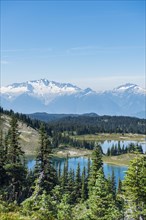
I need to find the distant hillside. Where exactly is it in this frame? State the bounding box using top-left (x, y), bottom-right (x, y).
top-left (0, 114), bottom-right (39, 155)
top-left (1, 107), bottom-right (146, 135)
top-left (28, 112), bottom-right (99, 122)
top-left (28, 112), bottom-right (78, 122)
top-left (49, 114), bottom-right (146, 135)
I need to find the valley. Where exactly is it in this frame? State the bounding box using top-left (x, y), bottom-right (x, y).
top-left (1, 109), bottom-right (145, 166)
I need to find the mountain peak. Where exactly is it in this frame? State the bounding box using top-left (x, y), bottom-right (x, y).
top-left (0, 79), bottom-right (145, 116)
top-left (115, 83), bottom-right (138, 90)
top-left (113, 83), bottom-right (145, 95)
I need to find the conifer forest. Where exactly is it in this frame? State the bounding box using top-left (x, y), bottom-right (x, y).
top-left (0, 111), bottom-right (146, 220)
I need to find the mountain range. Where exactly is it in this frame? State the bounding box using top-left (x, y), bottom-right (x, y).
top-left (0, 79), bottom-right (145, 118)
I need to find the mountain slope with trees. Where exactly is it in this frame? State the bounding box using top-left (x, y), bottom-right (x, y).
top-left (0, 115), bottom-right (145, 219)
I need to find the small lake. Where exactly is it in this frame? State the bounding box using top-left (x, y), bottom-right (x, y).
top-left (27, 156), bottom-right (128, 186)
top-left (100, 140), bottom-right (146, 154)
top-left (27, 140), bottom-right (146, 186)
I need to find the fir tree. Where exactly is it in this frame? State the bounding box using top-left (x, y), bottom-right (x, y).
top-left (34, 123), bottom-right (57, 194)
top-left (117, 178), bottom-right (122, 194)
top-left (60, 156), bottom-right (68, 192)
top-left (4, 116), bottom-right (27, 203)
top-left (74, 163), bottom-right (81, 202)
top-left (88, 168), bottom-right (121, 220)
top-left (67, 168), bottom-right (75, 204)
top-left (88, 145), bottom-right (103, 194)
top-left (111, 170), bottom-right (116, 200)
top-left (81, 166), bottom-right (87, 201)
top-left (123, 154), bottom-right (146, 220)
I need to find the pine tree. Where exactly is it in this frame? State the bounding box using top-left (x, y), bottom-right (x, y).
top-left (34, 123), bottom-right (57, 194)
top-left (66, 168), bottom-right (75, 204)
top-left (87, 156), bottom-right (91, 179)
top-left (81, 166), bottom-right (87, 201)
top-left (117, 178), bottom-right (122, 194)
top-left (118, 141), bottom-right (121, 155)
top-left (57, 194), bottom-right (72, 220)
top-left (107, 171), bottom-right (116, 205)
top-left (60, 156), bottom-right (68, 192)
top-left (7, 116), bottom-right (24, 164)
top-left (107, 147), bottom-right (111, 156)
top-left (111, 170), bottom-right (116, 200)
top-left (4, 116), bottom-right (27, 203)
top-left (123, 154), bottom-right (146, 219)
top-left (74, 163), bottom-right (81, 202)
top-left (88, 168), bottom-right (121, 220)
top-left (88, 145), bottom-right (103, 194)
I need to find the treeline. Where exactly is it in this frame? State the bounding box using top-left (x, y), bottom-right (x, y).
top-left (106, 142), bottom-right (143, 156)
top-left (49, 115), bottom-right (146, 135)
top-left (0, 115), bottom-right (146, 219)
top-left (1, 107), bottom-right (146, 135)
top-left (52, 131), bottom-right (96, 150)
top-left (0, 106), bottom-right (42, 130)
top-left (0, 107), bottom-right (99, 151)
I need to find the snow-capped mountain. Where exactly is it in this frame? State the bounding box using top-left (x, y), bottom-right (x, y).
top-left (112, 83), bottom-right (145, 95)
top-left (0, 79), bottom-right (145, 118)
top-left (1, 79), bottom-right (82, 105)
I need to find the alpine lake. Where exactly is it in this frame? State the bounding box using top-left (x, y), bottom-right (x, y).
top-left (26, 140), bottom-right (146, 186)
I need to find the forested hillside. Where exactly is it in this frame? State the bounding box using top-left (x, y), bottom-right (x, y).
top-left (0, 114), bottom-right (146, 219)
top-left (1, 107), bottom-right (145, 135)
top-left (49, 114), bottom-right (146, 135)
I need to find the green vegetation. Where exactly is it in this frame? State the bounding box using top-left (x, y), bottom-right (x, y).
top-left (73, 133), bottom-right (145, 142)
top-left (48, 114), bottom-right (146, 135)
top-left (103, 153), bottom-right (138, 166)
top-left (0, 114), bottom-right (146, 220)
top-left (106, 142), bottom-right (143, 156)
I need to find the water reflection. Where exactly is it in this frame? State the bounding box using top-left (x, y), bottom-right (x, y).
top-left (27, 156), bottom-right (128, 186)
top-left (100, 140), bottom-right (146, 153)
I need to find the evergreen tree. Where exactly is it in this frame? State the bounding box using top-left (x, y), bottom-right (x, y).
top-left (34, 123), bottom-right (57, 194)
top-left (111, 170), bottom-right (116, 200)
top-left (4, 116), bottom-right (27, 203)
top-left (88, 145), bottom-right (103, 194)
top-left (117, 178), bottom-right (122, 194)
top-left (118, 141), bottom-right (121, 155)
top-left (107, 147), bottom-right (111, 156)
top-left (60, 156), bottom-right (69, 192)
top-left (57, 194), bottom-right (72, 220)
top-left (87, 157), bottom-right (91, 179)
top-left (88, 168), bottom-right (121, 220)
top-left (123, 154), bottom-right (146, 219)
top-left (74, 163), bottom-right (81, 202)
top-left (81, 166), bottom-right (87, 201)
top-left (66, 168), bottom-right (75, 204)
top-left (6, 116), bottom-right (24, 164)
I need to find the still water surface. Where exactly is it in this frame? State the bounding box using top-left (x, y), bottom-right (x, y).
top-left (27, 140), bottom-right (146, 185)
top-left (27, 156), bottom-right (128, 186)
top-left (100, 140), bottom-right (146, 153)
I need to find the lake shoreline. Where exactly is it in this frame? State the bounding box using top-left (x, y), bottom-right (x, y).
top-left (26, 147), bottom-right (139, 166)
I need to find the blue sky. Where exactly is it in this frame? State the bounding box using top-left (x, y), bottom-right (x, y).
top-left (1, 0), bottom-right (145, 90)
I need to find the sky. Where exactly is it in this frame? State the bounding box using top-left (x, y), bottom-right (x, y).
top-left (1, 0), bottom-right (145, 91)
